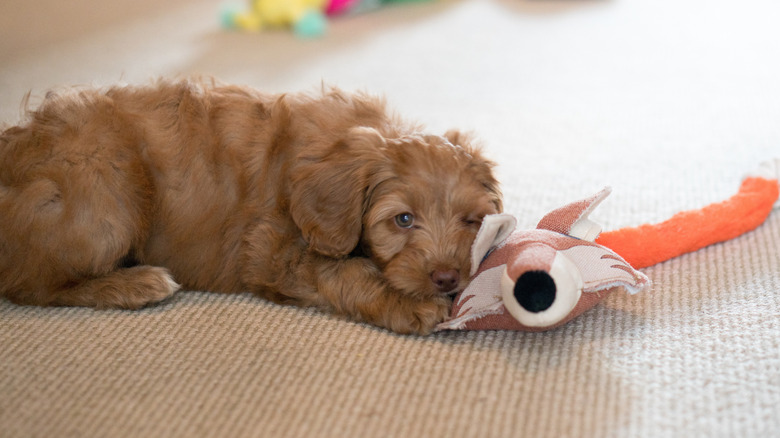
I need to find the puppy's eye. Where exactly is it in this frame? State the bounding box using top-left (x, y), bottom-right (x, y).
top-left (395, 213), bottom-right (415, 229)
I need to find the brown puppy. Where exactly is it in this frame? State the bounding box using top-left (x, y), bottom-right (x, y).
top-left (0, 79), bottom-right (502, 334)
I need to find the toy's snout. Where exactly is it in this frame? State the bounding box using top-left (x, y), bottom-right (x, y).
top-left (501, 247), bottom-right (584, 328)
top-left (513, 271), bottom-right (556, 313)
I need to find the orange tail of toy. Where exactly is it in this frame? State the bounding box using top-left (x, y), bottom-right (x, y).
top-left (597, 162), bottom-right (780, 270)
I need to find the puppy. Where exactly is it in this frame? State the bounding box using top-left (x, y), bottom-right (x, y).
top-left (0, 79), bottom-right (502, 334)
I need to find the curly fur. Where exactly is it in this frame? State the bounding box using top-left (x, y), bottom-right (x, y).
top-left (0, 79), bottom-right (502, 334)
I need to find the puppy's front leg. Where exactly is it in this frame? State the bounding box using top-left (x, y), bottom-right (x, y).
top-left (241, 224), bottom-right (449, 334)
top-left (307, 256), bottom-right (451, 335)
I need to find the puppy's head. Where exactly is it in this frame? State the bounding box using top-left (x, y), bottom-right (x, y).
top-left (290, 127), bottom-right (502, 299)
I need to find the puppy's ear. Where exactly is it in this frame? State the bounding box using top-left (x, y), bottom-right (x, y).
top-left (473, 159), bottom-right (503, 213)
top-left (445, 129), bottom-right (504, 213)
top-left (290, 127), bottom-right (388, 258)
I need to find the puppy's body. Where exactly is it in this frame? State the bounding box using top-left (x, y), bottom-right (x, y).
top-left (0, 79), bottom-right (501, 334)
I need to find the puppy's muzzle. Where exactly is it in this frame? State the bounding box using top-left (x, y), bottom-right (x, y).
top-left (431, 269), bottom-right (460, 293)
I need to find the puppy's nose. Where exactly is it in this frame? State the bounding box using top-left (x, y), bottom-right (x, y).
top-left (431, 269), bottom-right (460, 292)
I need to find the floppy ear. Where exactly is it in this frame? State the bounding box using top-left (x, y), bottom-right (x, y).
top-left (536, 187), bottom-right (611, 241)
top-left (289, 127), bottom-right (388, 258)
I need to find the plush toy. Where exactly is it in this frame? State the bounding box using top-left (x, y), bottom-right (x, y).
top-left (221, 0), bottom-right (430, 38)
top-left (221, 0), bottom-right (329, 38)
top-left (436, 159), bottom-right (780, 332)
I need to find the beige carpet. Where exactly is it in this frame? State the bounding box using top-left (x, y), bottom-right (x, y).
top-left (2, 0), bottom-right (779, 437)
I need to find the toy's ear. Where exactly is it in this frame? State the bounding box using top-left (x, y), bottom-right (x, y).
top-left (537, 187), bottom-right (611, 241)
top-left (470, 214), bottom-right (517, 277)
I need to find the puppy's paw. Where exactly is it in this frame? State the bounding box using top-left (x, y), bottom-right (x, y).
top-left (128, 266), bottom-right (181, 307)
top-left (29, 265), bottom-right (181, 310)
top-left (385, 295), bottom-right (451, 336)
top-left (91, 266), bottom-right (181, 310)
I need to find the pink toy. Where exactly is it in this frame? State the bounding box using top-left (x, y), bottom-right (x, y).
top-left (325, 0), bottom-right (359, 15)
top-left (221, 0), bottom-right (421, 37)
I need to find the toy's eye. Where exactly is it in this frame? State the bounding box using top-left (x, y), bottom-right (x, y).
top-left (395, 213), bottom-right (415, 229)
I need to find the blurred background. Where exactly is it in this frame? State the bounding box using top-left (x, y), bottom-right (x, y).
top-left (3, 1), bottom-right (779, 218)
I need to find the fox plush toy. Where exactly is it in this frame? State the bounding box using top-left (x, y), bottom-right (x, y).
top-left (437, 159), bottom-right (780, 332)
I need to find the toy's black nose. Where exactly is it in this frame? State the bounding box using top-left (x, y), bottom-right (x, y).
top-left (514, 271), bottom-right (556, 313)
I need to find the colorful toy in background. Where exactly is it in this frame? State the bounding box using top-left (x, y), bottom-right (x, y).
top-left (220, 0), bottom-right (425, 38)
top-left (221, 0), bottom-right (328, 38)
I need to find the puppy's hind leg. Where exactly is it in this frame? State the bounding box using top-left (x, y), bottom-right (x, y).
top-left (0, 177), bottom-right (180, 309)
top-left (0, 160), bottom-right (178, 310)
top-left (42, 266), bottom-right (180, 310)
